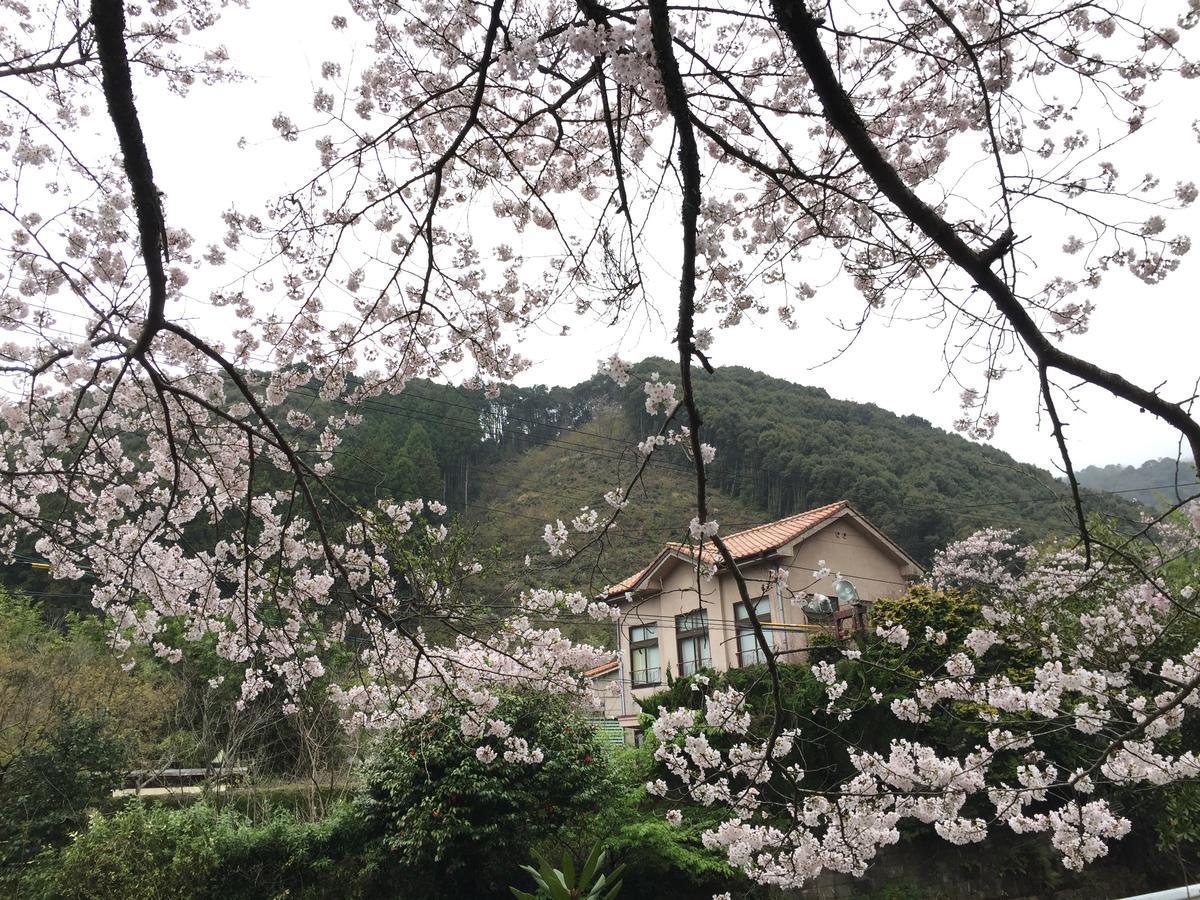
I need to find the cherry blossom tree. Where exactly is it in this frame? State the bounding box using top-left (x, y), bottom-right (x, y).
top-left (648, 520), bottom-right (1200, 887)
top-left (2, 0), bottom-right (1200, 889)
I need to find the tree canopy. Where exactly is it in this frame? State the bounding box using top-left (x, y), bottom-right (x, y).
top-left (1, 0), bottom-right (1199, 890)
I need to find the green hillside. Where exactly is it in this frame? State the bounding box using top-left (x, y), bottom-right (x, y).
top-left (440, 359), bottom-right (1141, 592)
top-left (1075, 457), bottom-right (1198, 510)
top-left (462, 408), bottom-right (769, 597)
top-left (4, 359), bottom-right (1142, 609)
top-left (551, 359), bottom-right (1136, 562)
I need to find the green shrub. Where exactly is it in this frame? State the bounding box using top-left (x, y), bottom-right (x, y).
top-left (353, 693), bottom-right (616, 899)
top-left (0, 708), bottom-right (125, 870)
top-left (19, 801), bottom-right (367, 900)
top-left (586, 746), bottom-right (748, 900)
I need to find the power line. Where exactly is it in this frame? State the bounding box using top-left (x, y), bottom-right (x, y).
top-left (8, 470), bottom-right (1195, 580)
top-left (293, 385), bottom-right (1196, 524)
top-left (0, 584), bottom-right (873, 634)
top-left (8, 315), bottom-right (1189, 522)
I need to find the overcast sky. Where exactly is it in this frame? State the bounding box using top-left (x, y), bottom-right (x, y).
top-left (135, 0), bottom-right (1200, 474)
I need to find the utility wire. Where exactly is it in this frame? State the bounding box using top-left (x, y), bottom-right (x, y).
top-left (9, 313), bottom-right (1190, 520)
top-left (288, 385), bottom-right (1194, 525)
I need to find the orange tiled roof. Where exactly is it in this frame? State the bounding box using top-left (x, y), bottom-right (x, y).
top-left (605, 562), bottom-right (656, 598)
top-left (583, 659), bottom-right (618, 678)
top-left (605, 500), bottom-right (850, 598)
top-left (716, 500), bottom-right (849, 559)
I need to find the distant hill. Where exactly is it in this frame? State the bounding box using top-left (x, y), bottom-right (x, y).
top-left (3, 358), bottom-right (1145, 610)
top-left (1075, 457), bottom-right (1198, 510)
top-left (463, 408), bottom-right (770, 597)
top-left (457, 359), bottom-right (1142, 589)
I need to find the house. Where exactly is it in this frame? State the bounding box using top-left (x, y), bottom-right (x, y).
top-left (583, 659), bottom-right (622, 720)
top-left (582, 659), bottom-right (628, 748)
top-left (602, 500), bottom-right (922, 740)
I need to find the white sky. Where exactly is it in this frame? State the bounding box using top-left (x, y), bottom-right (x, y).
top-left (132, 0), bottom-right (1200, 473)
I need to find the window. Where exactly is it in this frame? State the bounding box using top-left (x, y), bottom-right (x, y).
top-left (735, 598), bottom-right (773, 666)
top-left (629, 623), bottom-right (660, 687)
top-left (675, 609), bottom-right (711, 676)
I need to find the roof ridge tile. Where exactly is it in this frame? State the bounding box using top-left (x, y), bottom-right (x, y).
top-left (604, 501), bottom-right (851, 598)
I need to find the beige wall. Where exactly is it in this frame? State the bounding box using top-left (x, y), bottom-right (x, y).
top-left (587, 669), bottom-right (624, 719)
top-left (613, 513), bottom-right (915, 729)
top-left (788, 517), bottom-right (913, 605)
top-left (615, 556), bottom-right (719, 726)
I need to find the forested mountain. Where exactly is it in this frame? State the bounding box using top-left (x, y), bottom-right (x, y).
top-left (463, 409), bottom-right (769, 597)
top-left (314, 358), bottom-right (1138, 580)
top-left (461, 359), bottom-right (1139, 582)
top-left (4, 358), bottom-right (1140, 606)
top-left (1075, 457), bottom-right (1198, 510)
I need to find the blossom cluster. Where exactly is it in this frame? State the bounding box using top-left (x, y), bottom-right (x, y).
top-left (643, 524), bottom-right (1200, 889)
top-left (3, 0), bottom-right (1200, 892)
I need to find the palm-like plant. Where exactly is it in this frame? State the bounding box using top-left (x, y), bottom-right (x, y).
top-left (510, 842), bottom-right (624, 900)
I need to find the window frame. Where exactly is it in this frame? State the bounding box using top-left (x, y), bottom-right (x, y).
top-left (675, 608), bottom-right (712, 677)
top-left (628, 623), bottom-right (660, 688)
top-left (735, 597), bottom-right (774, 667)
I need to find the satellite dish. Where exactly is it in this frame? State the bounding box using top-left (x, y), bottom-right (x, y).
top-left (801, 592), bottom-right (836, 619)
top-left (832, 577), bottom-right (860, 604)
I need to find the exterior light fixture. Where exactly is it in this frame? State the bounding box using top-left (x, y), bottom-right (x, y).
top-left (801, 591), bottom-right (837, 619)
top-left (832, 577), bottom-right (860, 605)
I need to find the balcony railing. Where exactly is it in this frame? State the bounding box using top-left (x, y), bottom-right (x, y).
top-left (631, 667), bottom-right (660, 687)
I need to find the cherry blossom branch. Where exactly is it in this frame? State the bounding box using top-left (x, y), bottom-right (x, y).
top-left (1038, 364), bottom-right (1090, 565)
top-left (91, 0), bottom-right (167, 355)
top-left (0, 15), bottom-right (93, 79)
top-left (649, 0), bottom-right (787, 768)
top-left (771, 0), bottom-right (1200, 466)
top-left (576, 0), bottom-right (637, 232)
top-left (920, 0), bottom-right (1013, 228)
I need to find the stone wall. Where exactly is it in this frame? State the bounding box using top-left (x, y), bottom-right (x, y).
top-left (773, 832), bottom-right (1176, 900)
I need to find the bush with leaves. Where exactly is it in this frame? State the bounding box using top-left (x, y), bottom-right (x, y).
top-left (0, 588), bottom-right (175, 872)
top-left (353, 692), bottom-right (616, 899)
top-left (595, 745), bottom-right (747, 900)
top-left (637, 561), bottom-right (1200, 895)
top-left (0, 709), bottom-right (126, 872)
top-left (18, 800), bottom-right (368, 900)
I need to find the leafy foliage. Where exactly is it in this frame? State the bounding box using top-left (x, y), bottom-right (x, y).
top-left (353, 693), bottom-right (616, 898)
top-left (18, 801), bottom-right (367, 900)
top-left (0, 588), bottom-right (176, 869)
top-left (593, 745), bottom-right (745, 900)
top-left (0, 709), bottom-right (126, 871)
top-left (510, 842), bottom-right (624, 900)
top-left (636, 558), bottom-right (1200, 894)
top-left (387, 423), bottom-right (444, 504)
